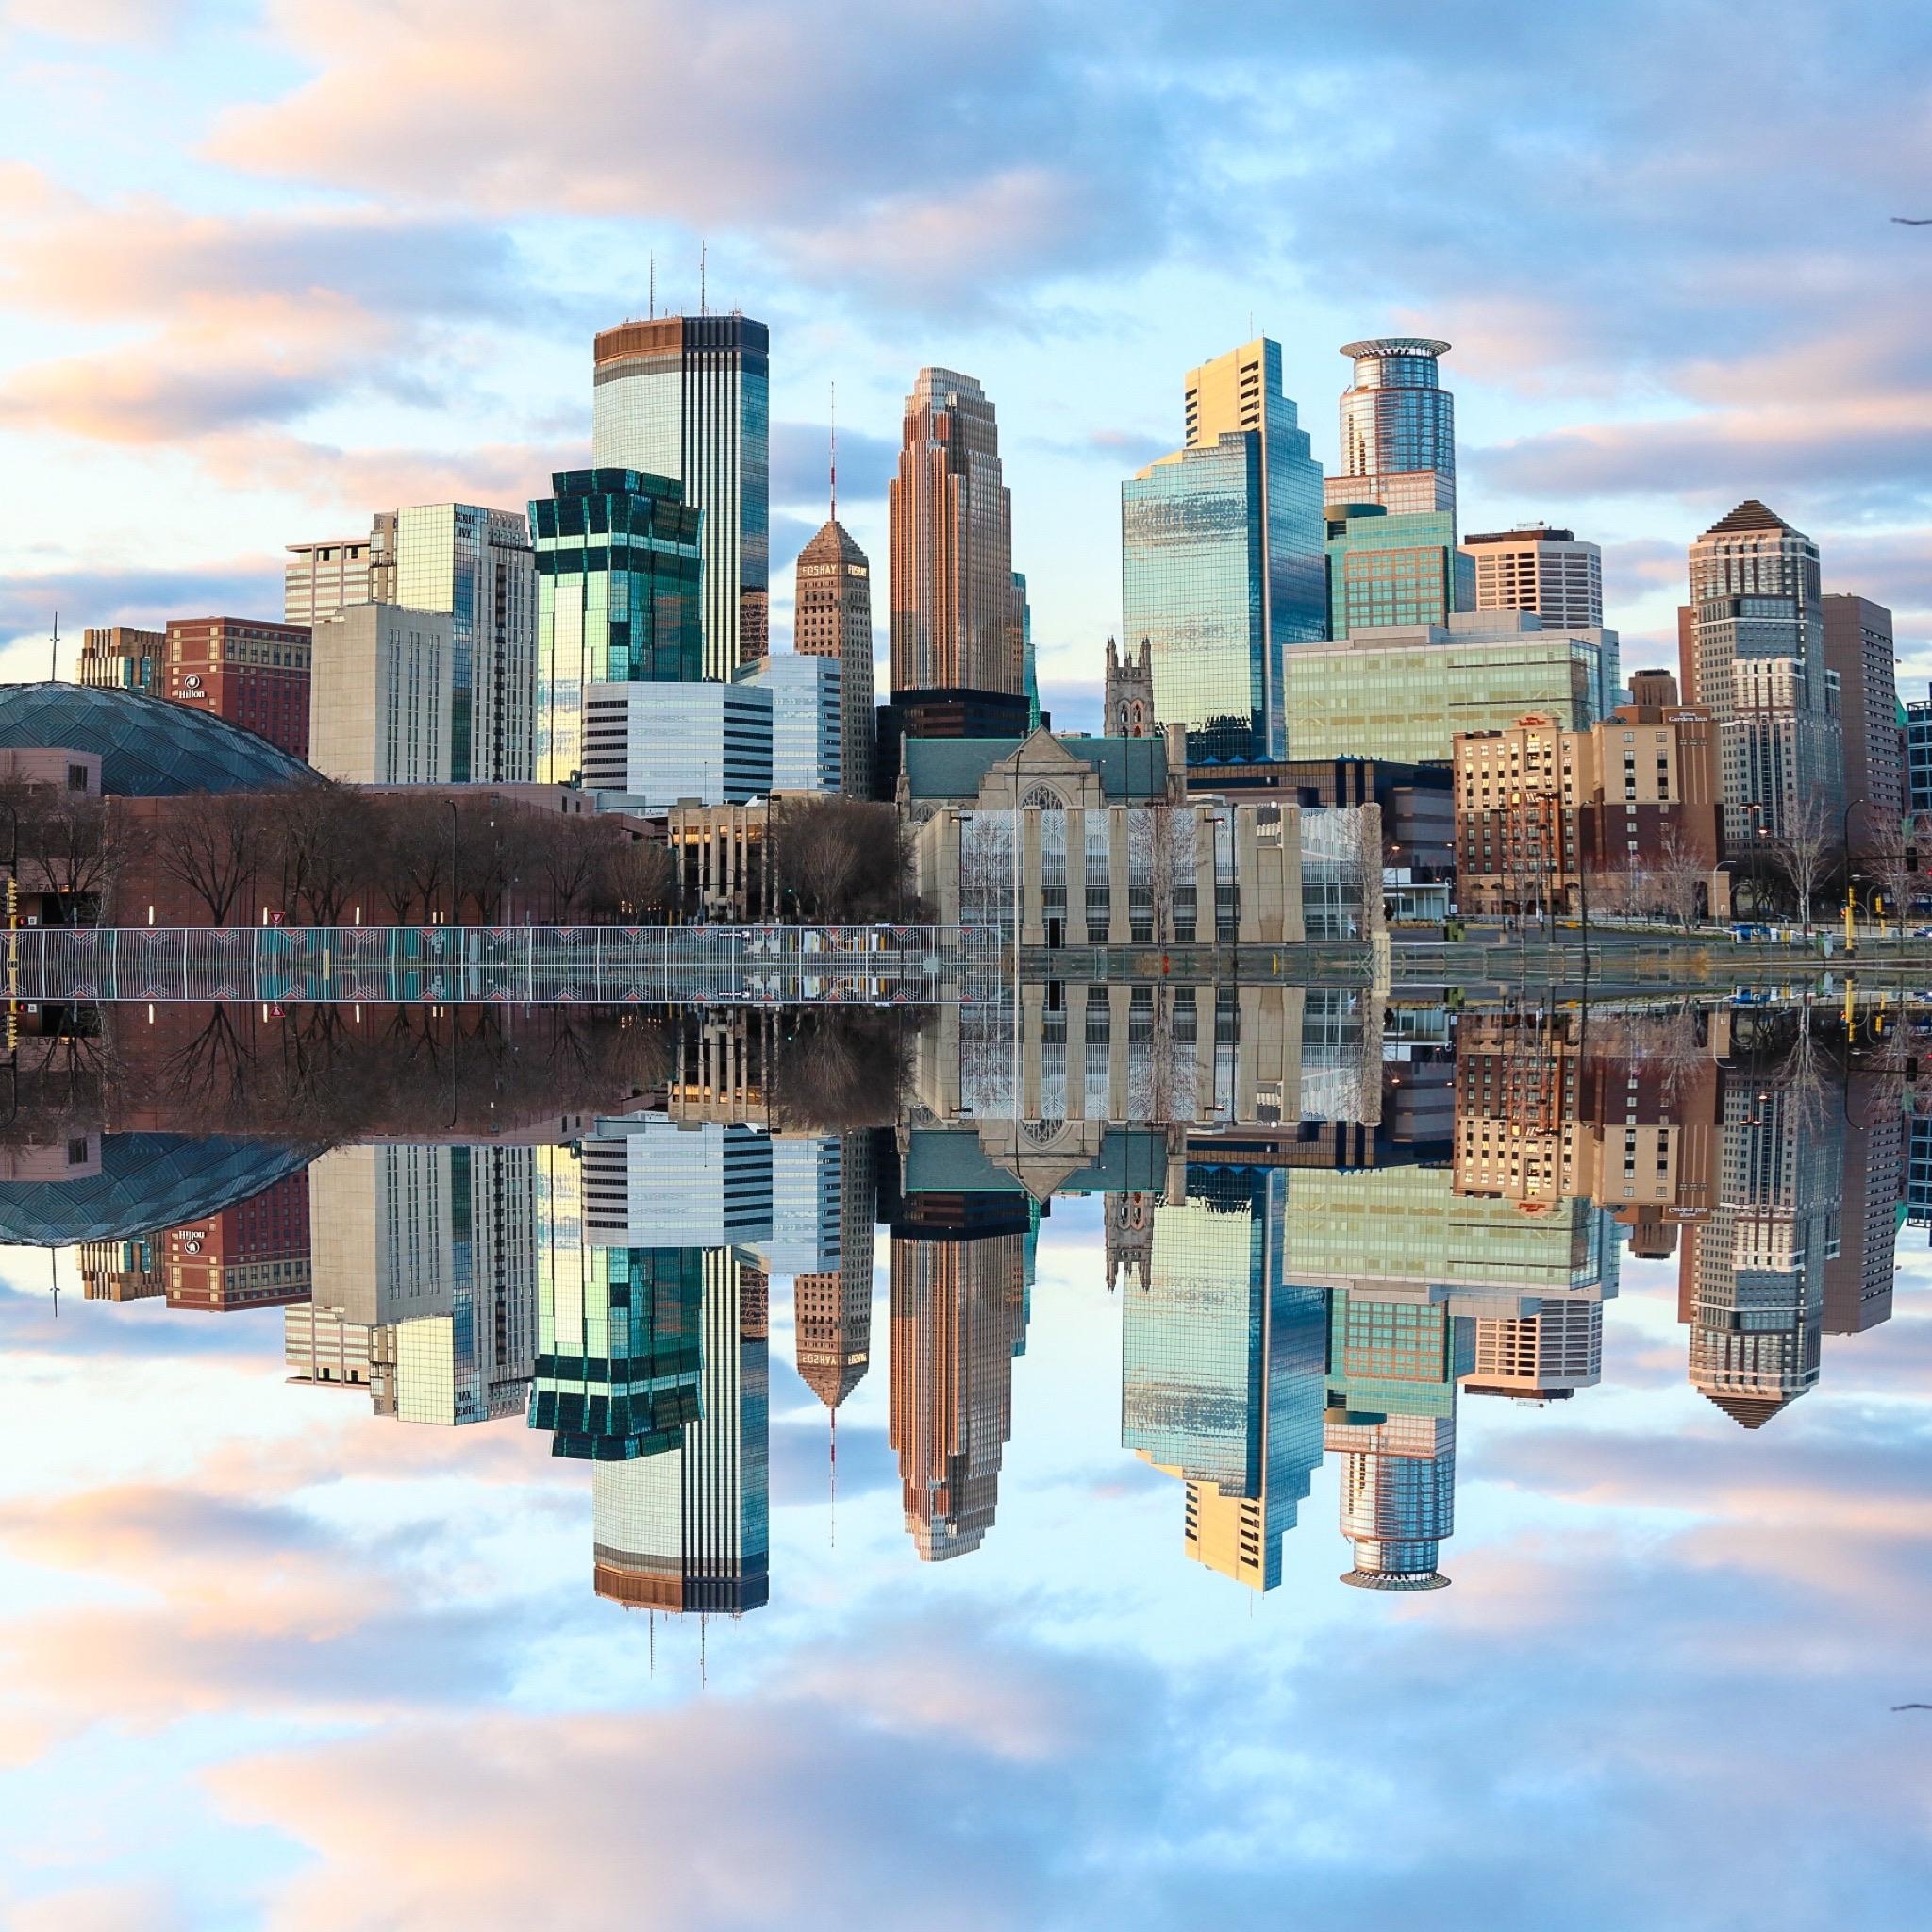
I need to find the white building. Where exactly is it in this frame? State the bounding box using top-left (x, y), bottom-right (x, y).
top-left (308, 603), bottom-right (456, 784)
top-left (579, 681), bottom-right (773, 810)
top-left (1462, 525), bottom-right (1603, 631)
top-left (284, 534), bottom-right (377, 627)
top-left (737, 652), bottom-right (841, 793)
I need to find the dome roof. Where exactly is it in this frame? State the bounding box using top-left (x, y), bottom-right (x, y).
top-left (0, 682), bottom-right (311, 795)
top-left (0, 1133), bottom-right (311, 1245)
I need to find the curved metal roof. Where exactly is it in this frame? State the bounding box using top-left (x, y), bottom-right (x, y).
top-left (0, 682), bottom-right (310, 795)
top-left (1340, 337), bottom-right (1452, 360)
top-left (0, 1133), bottom-right (312, 1246)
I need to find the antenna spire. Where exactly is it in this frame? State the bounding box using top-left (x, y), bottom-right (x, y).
top-left (49, 610), bottom-right (59, 684)
top-left (829, 1407), bottom-right (837, 1548)
top-left (648, 253), bottom-right (655, 321)
top-left (699, 242), bottom-right (708, 316)
top-left (829, 381), bottom-right (837, 525)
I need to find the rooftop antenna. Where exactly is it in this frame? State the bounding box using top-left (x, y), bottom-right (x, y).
top-left (700, 242), bottom-right (708, 316)
top-left (829, 1406), bottom-right (837, 1548)
top-left (649, 253), bottom-right (656, 321)
top-left (49, 611), bottom-right (59, 684)
top-left (50, 1249), bottom-right (58, 1319)
top-left (829, 381), bottom-right (838, 525)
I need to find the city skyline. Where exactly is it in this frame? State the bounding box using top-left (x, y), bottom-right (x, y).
top-left (2, 3), bottom-right (1925, 732)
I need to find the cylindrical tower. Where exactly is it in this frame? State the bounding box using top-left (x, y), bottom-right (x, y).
top-left (1329, 337), bottom-right (1456, 518)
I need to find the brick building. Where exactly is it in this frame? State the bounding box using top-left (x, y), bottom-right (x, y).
top-left (162, 616), bottom-right (313, 759)
top-left (162, 1169), bottom-right (312, 1313)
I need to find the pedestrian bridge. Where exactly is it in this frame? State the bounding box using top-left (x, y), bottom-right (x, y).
top-left (5, 924), bottom-right (1007, 1008)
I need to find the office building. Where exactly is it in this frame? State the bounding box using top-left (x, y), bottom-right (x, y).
top-left (1015, 571), bottom-right (1041, 729)
top-left (792, 1131), bottom-right (876, 1410)
top-left (1325, 504), bottom-right (1473, 638)
top-left (1908, 689), bottom-right (1932, 818)
top-left (1324, 336), bottom-right (1457, 518)
top-left (1679, 1079), bottom-right (1837, 1428)
top-left (1465, 1301), bottom-right (1605, 1402)
top-left (78, 1236), bottom-right (164, 1301)
top-left (306, 1144), bottom-right (538, 1424)
top-left (1123, 1167), bottom-right (1326, 1591)
top-left (579, 680), bottom-right (773, 808)
top-left (793, 515), bottom-right (875, 796)
top-left (161, 1170), bottom-right (311, 1314)
top-left (1822, 594), bottom-right (1902, 856)
top-left (890, 1224), bottom-right (1028, 1561)
top-left (77, 627), bottom-right (163, 695)
top-left (285, 534), bottom-right (379, 625)
top-left (1121, 337), bottom-right (1325, 762)
top-left (1282, 610), bottom-right (1619, 767)
top-left (1824, 1074), bottom-right (1903, 1335)
top-left (874, 687), bottom-right (1033, 796)
top-left (1464, 525), bottom-right (1604, 630)
top-left (591, 1248), bottom-right (771, 1613)
top-left (530, 468), bottom-right (704, 787)
top-left (591, 315), bottom-right (770, 675)
top-left (889, 368), bottom-right (1018, 699)
top-left (161, 616), bottom-right (312, 759)
top-left (1683, 500), bottom-right (1843, 837)
top-left (528, 1143), bottom-right (706, 1461)
top-left (308, 604), bottom-right (457, 784)
top-left (735, 651), bottom-right (841, 793)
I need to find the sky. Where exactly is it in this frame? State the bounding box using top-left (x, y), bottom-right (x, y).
top-left (2, 0), bottom-right (1930, 730)
top-left (2, 1200), bottom-right (1930, 1929)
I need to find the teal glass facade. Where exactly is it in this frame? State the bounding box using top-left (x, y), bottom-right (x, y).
top-left (1325, 504), bottom-right (1474, 637)
top-left (529, 468), bottom-right (704, 786)
top-left (1122, 341), bottom-right (1324, 764)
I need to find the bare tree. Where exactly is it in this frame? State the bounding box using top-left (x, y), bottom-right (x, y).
top-left (147, 791), bottom-right (268, 925)
top-left (1654, 824), bottom-right (1707, 928)
top-left (1864, 811), bottom-right (1927, 934)
top-left (383, 794), bottom-right (457, 924)
top-left (1770, 796), bottom-right (1834, 938)
top-left (770, 795), bottom-right (915, 922)
top-left (594, 835), bottom-right (674, 922)
top-left (274, 783), bottom-right (379, 925)
top-left (527, 811), bottom-right (618, 922)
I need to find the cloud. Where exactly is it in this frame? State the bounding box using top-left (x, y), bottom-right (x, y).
top-left (0, 560), bottom-right (283, 660)
top-left (769, 418), bottom-right (895, 508)
top-left (1, 0), bottom-right (182, 43)
top-left (207, 0), bottom-right (1217, 314)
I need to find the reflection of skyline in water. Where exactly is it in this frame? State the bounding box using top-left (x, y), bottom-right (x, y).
top-left (8, 996), bottom-right (1924, 1619)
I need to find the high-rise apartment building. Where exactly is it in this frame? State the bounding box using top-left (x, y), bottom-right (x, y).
top-left (793, 517), bottom-right (875, 796)
top-left (387, 504), bottom-right (538, 783)
top-left (77, 627), bottom-right (163, 695)
top-left (308, 604), bottom-right (456, 784)
top-left (161, 616), bottom-right (312, 758)
top-left (889, 368), bottom-right (1018, 699)
top-left (591, 1248), bottom-right (771, 1612)
top-left (591, 315), bottom-right (770, 675)
top-left (1121, 338), bottom-right (1325, 762)
top-left (1463, 525), bottom-right (1604, 630)
top-left (1821, 593), bottom-right (1902, 856)
top-left (284, 534), bottom-right (378, 625)
top-left (529, 468), bottom-right (704, 787)
top-left (1683, 500), bottom-right (1843, 837)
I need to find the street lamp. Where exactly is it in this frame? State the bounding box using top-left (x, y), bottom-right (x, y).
top-left (1840, 795), bottom-right (1866, 952)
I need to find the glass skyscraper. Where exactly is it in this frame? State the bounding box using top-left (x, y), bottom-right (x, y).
top-left (591, 315), bottom-right (770, 677)
top-left (1121, 338), bottom-right (1324, 763)
top-left (386, 504), bottom-right (537, 783)
top-left (1322, 338), bottom-right (1469, 641)
top-left (529, 468), bottom-right (703, 787)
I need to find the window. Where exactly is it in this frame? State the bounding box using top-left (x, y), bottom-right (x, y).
top-left (66, 764), bottom-right (88, 791)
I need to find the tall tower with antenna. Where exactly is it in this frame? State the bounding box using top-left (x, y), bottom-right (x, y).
top-left (792, 386), bottom-right (876, 795)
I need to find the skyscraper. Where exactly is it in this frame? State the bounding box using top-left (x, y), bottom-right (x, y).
top-left (1121, 338), bottom-right (1325, 762)
top-left (1822, 594), bottom-right (1902, 857)
top-left (1463, 525), bottom-right (1604, 630)
top-left (1323, 338), bottom-right (1469, 640)
top-left (889, 1223), bottom-right (1027, 1561)
top-left (1325, 336), bottom-right (1457, 517)
top-left (591, 1248), bottom-right (770, 1613)
top-left (161, 616), bottom-right (312, 758)
top-left (793, 513), bottom-right (875, 797)
top-left (591, 314), bottom-right (770, 677)
top-left (386, 504), bottom-right (538, 783)
top-left (77, 627), bottom-right (163, 695)
top-left (792, 1131), bottom-right (876, 1410)
top-left (1683, 500), bottom-right (1843, 836)
top-left (529, 468), bottom-right (703, 787)
top-left (889, 368), bottom-right (1018, 698)
top-left (308, 604), bottom-right (456, 784)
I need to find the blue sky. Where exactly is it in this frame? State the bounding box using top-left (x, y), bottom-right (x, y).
top-left (2, 1202), bottom-right (1930, 1929)
top-left (2, 0), bottom-right (1929, 728)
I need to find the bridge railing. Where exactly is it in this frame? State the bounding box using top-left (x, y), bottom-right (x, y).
top-left (6, 924), bottom-right (1008, 1007)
